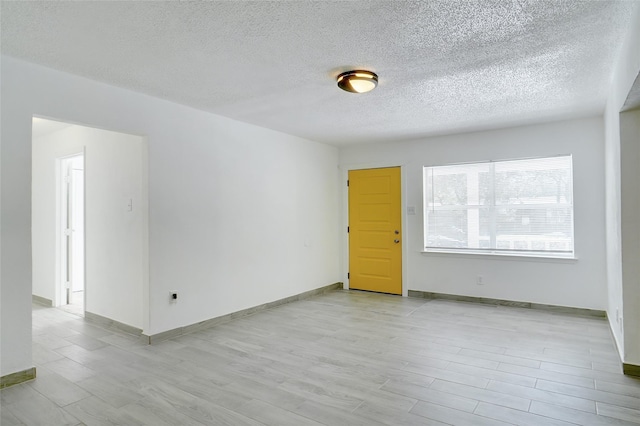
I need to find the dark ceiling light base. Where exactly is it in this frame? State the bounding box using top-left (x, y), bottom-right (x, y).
top-left (337, 70), bottom-right (378, 93)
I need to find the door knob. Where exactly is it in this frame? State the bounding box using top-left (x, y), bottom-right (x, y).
top-left (394, 239), bottom-right (400, 244)
top-left (394, 230), bottom-right (400, 234)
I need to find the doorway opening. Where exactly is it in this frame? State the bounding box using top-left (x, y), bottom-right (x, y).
top-left (31, 116), bottom-right (149, 333)
top-left (58, 154), bottom-right (85, 317)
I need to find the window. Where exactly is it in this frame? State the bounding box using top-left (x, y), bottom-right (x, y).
top-left (424, 155), bottom-right (574, 257)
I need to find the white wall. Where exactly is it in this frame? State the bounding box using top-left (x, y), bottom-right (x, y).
top-left (340, 117), bottom-right (607, 310)
top-left (1, 58), bottom-right (34, 376)
top-left (603, 3), bottom-right (640, 364)
top-left (149, 121), bottom-right (340, 334)
top-left (620, 110), bottom-right (640, 366)
top-left (1, 55), bottom-right (341, 377)
top-left (32, 123), bottom-right (146, 329)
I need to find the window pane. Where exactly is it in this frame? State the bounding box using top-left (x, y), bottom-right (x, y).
top-left (426, 210), bottom-right (467, 248)
top-left (478, 208), bottom-right (491, 248)
top-left (432, 173), bottom-right (467, 206)
top-left (426, 163), bottom-right (489, 207)
top-left (424, 155), bottom-right (574, 256)
top-left (426, 207), bottom-right (491, 249)
top-left (478, 170), bottom-right (492, 205)
top-left (495, 207), bottom-right (573, 252)
top-left (495, 157), bottom-right (572, 206)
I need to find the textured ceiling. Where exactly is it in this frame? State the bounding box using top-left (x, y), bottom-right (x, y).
top-left (1, 1), bottom-right (637, 146)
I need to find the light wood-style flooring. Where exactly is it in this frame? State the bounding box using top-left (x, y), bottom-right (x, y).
top-left (2, 290), bottom-right (639, 425)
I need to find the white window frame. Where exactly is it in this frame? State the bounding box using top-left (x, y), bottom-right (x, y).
top-left (423, 155), bottom-right (575, 259)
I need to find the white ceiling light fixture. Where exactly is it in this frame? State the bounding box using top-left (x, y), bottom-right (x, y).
top-left (337, 70), bottom-right (378, 93)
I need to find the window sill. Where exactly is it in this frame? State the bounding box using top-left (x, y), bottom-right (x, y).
top-left (421, 248), bottom-right (577, 262)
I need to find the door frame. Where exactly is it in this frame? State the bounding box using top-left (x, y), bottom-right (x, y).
top-left (340, 162), bottom-right (408, 297)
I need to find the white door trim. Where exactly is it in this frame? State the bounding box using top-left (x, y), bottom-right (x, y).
top-left (340, 162), bottom-right (408, 297)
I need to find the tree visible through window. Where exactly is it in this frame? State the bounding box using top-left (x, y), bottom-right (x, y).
top-left (424, 156), bottom-right (574, 257)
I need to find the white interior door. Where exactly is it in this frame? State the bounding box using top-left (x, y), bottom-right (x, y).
top-left (60, 154), bottom-right (84, 305)
top-left (71, 159), bottom-right (84, 292)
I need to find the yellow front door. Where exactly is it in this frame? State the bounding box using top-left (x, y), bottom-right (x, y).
top-left (348, 167), bottom-right (402, 295)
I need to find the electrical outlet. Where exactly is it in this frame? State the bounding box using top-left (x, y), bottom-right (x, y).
top-left (476, 276), bottom-right (484, 285)
top-left (169, 291), bottom-right (178, 302)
